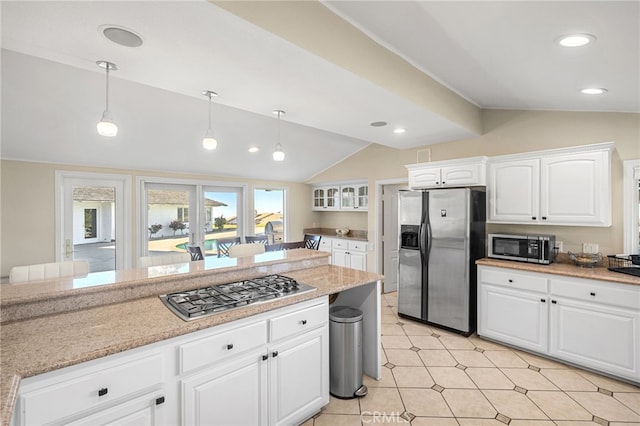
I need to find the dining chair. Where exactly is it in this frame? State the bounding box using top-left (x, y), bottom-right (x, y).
top-left (229, 243), bottom-right (266, 258)
top-left (186, 245), bottom-right (204, 261)
top-left (215, 236), bottom-right (241, 257)
top-left (245, 235), bottom-right (268, 245)
top-left (265, 243), bottom-right (283, 252)
top-left (9, 260), bottom-right (89, 283)
top-left (281, 241), bottom-right (306, 250)
top-left (303, 234), bottom-right (321, 250)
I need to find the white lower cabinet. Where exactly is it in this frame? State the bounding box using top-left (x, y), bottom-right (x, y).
top-left (179, 297), bottom-right (329, 426)
top-left (13, 351), bottom-right (166, 426)
top-left (331, 239), bottom-right (368, 271)
top-left (479, 284), bottom-right (548, 353)
top-left (478, 265), bottom-right (640, 383)
top-left (13, 297), bottom-right (329, 426)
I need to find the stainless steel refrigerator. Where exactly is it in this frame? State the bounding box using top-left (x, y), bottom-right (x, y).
top-left (397, 188), bottom-right (485, 335)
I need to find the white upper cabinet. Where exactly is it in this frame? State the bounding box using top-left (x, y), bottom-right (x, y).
top-left (312, 181), bottom-right (367, 211)
top-left (312, 185), bottom-right (340, 211)
top-left (406, 157), bottom-right (487, 189)
top-left (487, 142), bottom-right (613, 226)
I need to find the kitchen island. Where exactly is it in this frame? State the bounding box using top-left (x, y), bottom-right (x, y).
top-left (0, 249), bottom-right (382, 425)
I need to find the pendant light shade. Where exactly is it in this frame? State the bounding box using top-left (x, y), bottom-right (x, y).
top-left (96, 61), bottom-right (118, 137)
top-left (202, 90), bottom-right (218, 150)
top-left (273, 110), bottom-right (286, 161)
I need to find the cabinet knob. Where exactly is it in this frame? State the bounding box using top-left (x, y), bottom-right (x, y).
top-left (301, 319), bottom-right (307, 325)
top-left (226, 343), bottom-right (234, 350)
top-left (155, 396), bottom-right (165, 405)
top-left (532, 216), bottom-right (537, 220)
top-left (272, 351), bottom-right (279, 357)
top-left (542, 216), bottom-right (547, 220)
top-left (590, 292), bottom-right (596, 296)
top-left (508, 279), bottom-right (513, 283)
top-left (436, 181), bottom-right (440, 185)
top-left (98, 387), bottom-right (108, 397)
top-left (551, 300), bottom-right (557, 304)
top-left (540, 298), bottom-right (546, 303)
top-left (442, 181), bottom-right (446, 185)
top-left (262, 354), bottom-right (269, 361)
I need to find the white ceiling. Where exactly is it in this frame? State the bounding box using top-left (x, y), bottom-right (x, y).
top-left (1, 1), bottom-right (637, 182)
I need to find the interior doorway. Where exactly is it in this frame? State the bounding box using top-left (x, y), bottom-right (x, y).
top-left (377, 180), bottom-right (408, 294)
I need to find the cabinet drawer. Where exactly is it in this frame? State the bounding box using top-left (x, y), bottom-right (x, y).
top-left (319, 239), bottom-right (333, 251)
top-left (348, 241), bottom-right (367, 252)
top-left (479, 267), bottom-right (548, 293)
top-left (21, 353), bottom-right (163, 425)
top-left (180, 321), bottom-right (267, 374)
top-left (270, 303), bottom-right (328, 342)
top-left (333, 240), bottom-right (348, 249)
top-left (550, 278), bottom-right (640, 310)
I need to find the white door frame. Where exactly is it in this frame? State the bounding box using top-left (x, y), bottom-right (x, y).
top-left (623, 160), bottom-right (640, 253)
top-left (374, 178), bottom-right (408, 281)
top-left (55, 170), bottom-right (132, 270)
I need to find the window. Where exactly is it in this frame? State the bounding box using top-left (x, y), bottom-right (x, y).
top-left (254, 188), bottom-right (285, 240)
top-left (177, 207), bottom-right (189, 222)
top-left (139, 178), bottom-right (246, 259)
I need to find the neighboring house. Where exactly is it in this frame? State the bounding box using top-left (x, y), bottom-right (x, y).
top-left (146, 190), bottom-right (227, 239)
top-left (72, 187), bottom-right (115, 245)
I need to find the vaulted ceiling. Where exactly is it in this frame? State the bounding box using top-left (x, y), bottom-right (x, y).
top-left (1, 1), bottom-right (637, 182)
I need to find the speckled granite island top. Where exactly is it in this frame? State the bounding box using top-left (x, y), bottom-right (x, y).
top-left (0, 251), bottom-right (382, 425)
top-left (476, 258), bottom-right (640, 286)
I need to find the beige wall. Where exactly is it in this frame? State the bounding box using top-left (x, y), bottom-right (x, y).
top-left (309, 110), bottom-right (640, 264)
top-left (0, 160), bottom-right (314, 277)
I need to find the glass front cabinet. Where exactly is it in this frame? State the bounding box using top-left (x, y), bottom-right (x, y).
top-left (312, 182), bottom-right (367, 211)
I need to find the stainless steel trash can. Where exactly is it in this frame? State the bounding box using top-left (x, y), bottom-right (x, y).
top-left (329, 306), bottom-right (368, 399)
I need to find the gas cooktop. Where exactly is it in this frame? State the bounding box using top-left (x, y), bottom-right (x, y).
top-left (160, 274), bottom-right (315, 321)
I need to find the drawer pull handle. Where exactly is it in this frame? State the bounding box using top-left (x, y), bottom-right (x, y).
top-left (542, 216), bottom-right (547, 220)
top-left (551, 300), bottom-right (557, 304)
top-left (508, 279), bottom-right (513, 283)
top-left (532, 216), bottom-right (536, 220)
top-left (262, 354), bottom-right (269, 361)
top-left (301, 319), bottom-right (307, 325)
top-left (98, 388), bottom-right (108, 397)
top-left (227, 344), bottom-right (234, 350)
top-left (590, 292), bottom-right (596, 296)
top-left (272, 351), bottom-right (279, 357)
top-left (155, 396), bottom-right (165, 405)
top-left (540, 298), bottom-right (546, 303)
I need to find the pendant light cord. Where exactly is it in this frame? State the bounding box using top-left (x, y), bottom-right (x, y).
top-left (105, 65), bottom-right (110, 111)
top-left (208, 92), bottom-right (212, 129)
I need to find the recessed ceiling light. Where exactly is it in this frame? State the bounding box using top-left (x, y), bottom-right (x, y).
top-left (248, 146), bottom-right (260, 153)
top-left (581, 88), bottom-right (608, 95)
top-left (557, 33), bottom-right (595, 47)
top-left (99, 25), bottom-right (143, 47)
top-left (393, 128), bottom-right (406, 134)
top-left (370, 121), bottom-right (387, 127)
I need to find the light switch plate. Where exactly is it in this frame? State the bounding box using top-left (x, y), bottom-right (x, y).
top-left (582, 243), bottom-right (599, 254)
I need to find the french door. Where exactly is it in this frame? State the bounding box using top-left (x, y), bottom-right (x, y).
top-left (56, 171), bottom-right (131, 272)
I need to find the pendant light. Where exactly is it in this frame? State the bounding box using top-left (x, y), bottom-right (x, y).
top-left (202, 90), bottom-right (218, 150)
top-left (96, 61), bottom-right (118, 137)
top-left (273, 110), bottom-right (285, 161)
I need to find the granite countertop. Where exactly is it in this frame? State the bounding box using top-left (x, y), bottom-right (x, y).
top-left (0, 257), bottom-right (382, 425)
top-left (304, 227), bottom-right (368, 242)
top-left (476, 258), bottom-right (640, 286)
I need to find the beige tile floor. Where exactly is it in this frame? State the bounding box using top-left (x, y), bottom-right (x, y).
top-left (302, 292), bottom-right (640, 426)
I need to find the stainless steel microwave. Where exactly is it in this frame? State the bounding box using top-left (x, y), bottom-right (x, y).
top-left (488, 233), bottom-right (556, 264)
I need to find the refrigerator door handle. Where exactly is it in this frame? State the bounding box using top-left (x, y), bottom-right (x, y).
top-left (426, 221), bottom-right (432, 259)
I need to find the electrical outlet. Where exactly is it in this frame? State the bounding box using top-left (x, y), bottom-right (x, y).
top-left (582, 243), bottom-right (599, 254)
top-left (555, 241), bottom-right (563, 252)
